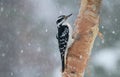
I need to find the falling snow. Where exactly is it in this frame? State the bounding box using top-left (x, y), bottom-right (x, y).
top-left (10, 72), bottom-right (14, 76)
top-left (79, 55), bottom-right (82, 59)
top-left (0, 0), bottom-right (119, 77)
top-left (115, 18), bottom-right (118, 22)
top-left (16, 31), bottom-right (20, 35)
top-left (112, 30), bottom-right (115, 34)
top-left (28, 43), bottom-right (31, 46)
top-left (1, 53), bottom-right (5, 57)
top-left (101, 25), bottom-right (104, 29)
top-left (59, 11), bottom-right (62, 14)
top-left (45, 29), bottom-right (48, 32)
top-left (20, 50), bottom-right (24, 53)
top-left (0, 7), bottom-right (4, 12)
top-left (37, 47), bottom-right (41, 52)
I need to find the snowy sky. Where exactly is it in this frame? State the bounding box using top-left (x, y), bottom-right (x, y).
top-left (0, 0), bottom-right (120, 77)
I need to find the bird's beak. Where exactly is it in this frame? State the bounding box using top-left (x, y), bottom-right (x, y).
top-left (66, 14), bottom-right (72, 18)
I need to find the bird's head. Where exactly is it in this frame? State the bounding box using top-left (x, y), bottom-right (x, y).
top-left (56, 14), bottom-right (72, 24)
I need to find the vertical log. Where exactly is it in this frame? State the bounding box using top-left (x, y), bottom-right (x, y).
top-left (62, 0), bottom-right (102, 77)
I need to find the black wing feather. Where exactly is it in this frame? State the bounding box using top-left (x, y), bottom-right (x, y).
top-left (56, 25), bottom-right (69, 72)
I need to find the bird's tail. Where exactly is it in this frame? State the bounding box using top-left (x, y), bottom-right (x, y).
top-left (61, 55), bottom-right (65, 72)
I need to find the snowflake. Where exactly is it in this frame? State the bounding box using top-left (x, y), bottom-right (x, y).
top-left (20, 50), bottom-right (24, 53)
top-left (79, 55), bottom-right (83, 60)
top-left (10, 72), bottom-right (14, 76)
top-left (0, 7), bottom-right (4, 12)
top-left (16, 31), bottom-right (20, 35)
top-left (37, 47), bottom-right (41, 52)
top-left (45, 29), bottom-right (48, 32)
top-left (114, 18), bottom-right (118, 22)
top-left (112, 30), bottom-right (115, 34)
top-left (28, 43), bottom-right (31, 46)
top-left (2, 53), bottom-right (5, 57)
top-left (59, 11), bottom-right (62, 14)
top-left (101, 25), bottom-right (104, 29)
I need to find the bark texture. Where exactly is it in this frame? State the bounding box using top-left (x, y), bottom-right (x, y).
top-left (62, 0), bottom-right (102, 77)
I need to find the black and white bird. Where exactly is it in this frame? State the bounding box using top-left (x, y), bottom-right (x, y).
top-left (56, 14), bottom-right (74, 72)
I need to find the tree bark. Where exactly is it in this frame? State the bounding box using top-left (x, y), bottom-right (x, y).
top-left (62, 0), bottom-right (102, 77)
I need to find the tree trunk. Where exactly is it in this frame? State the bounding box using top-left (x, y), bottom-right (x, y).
top-left (62, 0), bottom-right (102, 77)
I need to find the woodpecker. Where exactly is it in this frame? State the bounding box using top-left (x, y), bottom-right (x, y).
top-left (56, 14), bottom-right (74, 72)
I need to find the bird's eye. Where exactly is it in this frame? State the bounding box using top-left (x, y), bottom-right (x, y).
top-left (56, 17), bottom-right (64, 24)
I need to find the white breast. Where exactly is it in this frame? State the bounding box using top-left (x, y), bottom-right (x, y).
top-left (63, 22), bottom-right (74, 47)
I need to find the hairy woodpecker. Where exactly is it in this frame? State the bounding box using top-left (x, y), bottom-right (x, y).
top-left (56, 14), bottom-right (74, 72)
